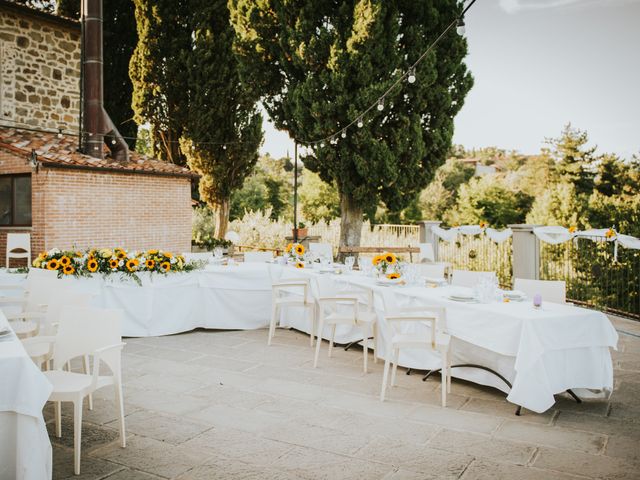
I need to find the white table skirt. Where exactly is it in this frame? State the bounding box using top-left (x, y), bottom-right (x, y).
top-left (0, 266), bottom-right (618, 413)
top-left (0, 311), bottom-right (52, 480)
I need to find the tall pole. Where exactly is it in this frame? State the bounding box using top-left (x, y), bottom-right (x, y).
top-left (293, 141), bottom-right (298, 242)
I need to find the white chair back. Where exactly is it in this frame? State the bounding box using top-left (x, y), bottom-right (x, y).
top-left (415, 263), bottom-right (446, 280)
top-left (379, 289), bottom-right (447, 343)
top-left (451, 270), bottom-right (497, 288)
top-left (53, 307), bottom-right (122, 372)
top-left (25, 276), bottom-right (58, 312)
top-left (309, 243), bottom-right (333, 261)
top-left (513, 278), bottom-right (566, 304)
top-left (182, 252), bottom-right (212, 263)
top-left (244, 251), bottom-right (273, 263)
top-left (43, 291), bottom-right (93, 335)
top-left (418, 243), bottom-right (435, 263)
top-left (6, 233), bottom-right (31, 267)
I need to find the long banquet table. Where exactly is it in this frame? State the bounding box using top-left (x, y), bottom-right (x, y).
top-left (0, 310), bottom-right (52, 480)
top-left (0, 265), bottom-right (618, 413)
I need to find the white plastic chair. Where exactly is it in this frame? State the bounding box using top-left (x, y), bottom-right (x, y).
top-left (309, 243), bottom-right (333, 261)
top-left (418, 243), bottom-right (435, 263)
top-left (450, 269), bottom-right (497, 288)
top-left (6, 233), bottom-right (31, 268)
top-left (414, 263), bottom-right (446, 280)
top-left (268, 275), bottom-right (316, 346)
top-left (44, 307), bottom-right (126, 475)
top-left (4, 272), bottom-right (59, 339)
top-left (313, 278), bottom-right (377, 373)
top-left (244, 251), bottom-right (274, 263)
top-left (22, 290), bottom-right (94, 370)
top-left (513, 278), bottom-right (566, 304)
top-left (379, 290), bottom-right (451, 407)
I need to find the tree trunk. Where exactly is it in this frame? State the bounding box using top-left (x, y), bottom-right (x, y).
top-left (214, 197), bottom-right (230, 240)
top-left (338, 192), bottom-right (363, 262)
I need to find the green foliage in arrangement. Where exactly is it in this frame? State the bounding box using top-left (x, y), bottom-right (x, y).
top-left (228, 0), bottom-right (473, 248)
top-left (129, 0), bottom-right (191, 165)
top-left (181, 0), bottom-right (263, 239)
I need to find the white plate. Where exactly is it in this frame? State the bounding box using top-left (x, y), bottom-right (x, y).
top-left (447, 295), bottom-right (477, 303)
top-left (0, 329), bottom-right (12, 337)
top-left (376, 278), bottom-right (403, 286)
top-left (503, 290), bottom-right (526, 300)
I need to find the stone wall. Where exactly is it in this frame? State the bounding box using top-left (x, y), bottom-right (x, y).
top-left (0, 5), bottom-right (80, 131)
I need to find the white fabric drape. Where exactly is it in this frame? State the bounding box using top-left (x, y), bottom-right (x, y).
top-left (533, 226), bottom-right (574, 244)
top-left (431, 226), bottom-right (459, 242)
top-left (485, 228), bottom-right (513, 244)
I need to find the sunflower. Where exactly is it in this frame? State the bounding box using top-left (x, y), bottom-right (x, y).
top-left (87, 258), bottom-right (98, 273)
top-left (109, 258), bottom-right (119, 269)
top-left (295, 262), bottom-right (305, 269)
top-left (47, 259), bottom-right (60, 270)
top-left (38, 251), bottom-right (47, 260)
top-left (568, 226), bottom-right (577, 234)
top-left (63, 264), bottom-right (75, 275)
top-left (285, 243), bottom-right (293, 253)
top-left (386, 272), bottom-right (401, 280)
top-left (59, 255), bottom-right (71, 266)
top-left (295, 244), bottom-right (305, 255)
top-left (479, 221), bottom-right (488, 229)
top-left (384, 252), bottom-right (397, 264)
top-left (372, 255), bottom-right (382, 266)
top-left (145, 259), bottom-right (156, 270)
top-left (116, 249), bottom-right (127, 259)
top-left (164, 252), bottom-right (173, 259)
top-left (125, 258), bottom-right (139, 272)
top-left (605, 228), bottom-right (616, 239)
top-left (147, 249), bottom-right (159, 256)
top-left (160, 261), bottom-right (171, 272)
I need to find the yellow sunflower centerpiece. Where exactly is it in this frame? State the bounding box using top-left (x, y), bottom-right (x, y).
top-left (285, 242), bottom-right (306, 265)
top-left (87, 257), bottom-right (99, 273)
top-left (372, 251), bottom-right (400, 278)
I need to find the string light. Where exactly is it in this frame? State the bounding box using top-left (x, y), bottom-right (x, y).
top-left (341, 130), bottom-right (347, 139)
top-left (407, 68), bottom-right (416, 84)
top-left (57, 128), bottom-right (63, 138)
top-left (456, 17), bottom-right (466, 36)
top-left (223, 145), bottom-right (227, 150)
top-left (377, 98), bottom-right (385, 111)
top-left (357, 117), bottom-right (364, 128)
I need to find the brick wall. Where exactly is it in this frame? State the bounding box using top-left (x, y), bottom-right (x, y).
top-left (0, 6), bottom-right (80, 130)
top-left (1, 149), bottom-right (192, 266)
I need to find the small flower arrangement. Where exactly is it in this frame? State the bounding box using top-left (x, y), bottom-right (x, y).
top-left (605, 228), bottom-right (617, 239)
top-left (285, 243), bottom-right (306, 262)
top-left (295, 261), bottom-right (305, 269)
top-left (479, 221), bottom-right (488, 230)
top-left (568, 226), bottom-right (577, 234)
top-left (372, 252), bottom-right (400, 277)
top-left (32, 247), bottom-right (204, 284)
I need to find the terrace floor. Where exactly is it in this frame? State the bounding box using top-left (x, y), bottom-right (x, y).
top-left (47, 316), bottom-right (640, 480)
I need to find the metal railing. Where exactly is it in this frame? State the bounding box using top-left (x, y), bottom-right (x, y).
top-left (540, 237), bottom-right (640, 319)
top-left (437, 234), bottom-right (513, 288)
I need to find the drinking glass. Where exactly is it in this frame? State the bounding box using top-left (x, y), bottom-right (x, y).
top-left (345, 256), bottom-right (355, 272)
top-left (213, 247), bottom-right (224, 260)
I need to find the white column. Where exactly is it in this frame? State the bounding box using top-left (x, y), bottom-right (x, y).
top-left (509, 224), bottom-right (541, 281)
top-left (418, 220), bottom-right (442, 261)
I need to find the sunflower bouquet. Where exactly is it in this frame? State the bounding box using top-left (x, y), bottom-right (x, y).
top-left (32, 247), bottom-right (202, 283)
top-left (284, 243), bottom-right (306, 261)
top-left (372, 252), bottom-right (401, 279)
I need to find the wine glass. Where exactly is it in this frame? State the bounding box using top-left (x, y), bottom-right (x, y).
top-left (345, 256), bottom-right (355, 272)
top-left (213, 247), bottom-right (224, 261)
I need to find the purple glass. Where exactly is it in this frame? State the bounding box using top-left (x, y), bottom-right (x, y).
top-left (533, 293), bottom-right (542, 308)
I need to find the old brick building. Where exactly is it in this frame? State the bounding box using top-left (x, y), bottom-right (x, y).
top-left (0, 1), bottom-right (194, 265)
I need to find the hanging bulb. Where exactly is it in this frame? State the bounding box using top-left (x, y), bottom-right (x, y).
top-left (57, 128), bottom-right (63, 139)
top-left (456, 17), bottom-right (466, 36)
top-left (377, 98), bottom-right (385, 111)
top-left (407, 68), bottom-right (416, 84)
top-left (320, 142), bottom-right (325, 148)
top-left (111, 139), bottom-right (116, 145)
top-left (357, 117), bottom-right (364, 128)
top-left (341, 130), bottom-right (347, 139)
top-left (223, 145), bottom-right (227, 150)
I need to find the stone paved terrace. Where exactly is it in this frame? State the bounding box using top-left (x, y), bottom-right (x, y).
top-left (46, 316), bottom-right (640, 480)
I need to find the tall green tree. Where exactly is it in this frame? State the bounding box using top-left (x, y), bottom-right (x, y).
top-left (547, 124), bottom-right (596, 195)
top-left (181, 0), bottom-right (263, 238)
top-left (57, 0), bottom-right (138, 147)
top-left (129, 0), bottom-right (191, 165)
top-left (229, 0), bottom-right (472, 251)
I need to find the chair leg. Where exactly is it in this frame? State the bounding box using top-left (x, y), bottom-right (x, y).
top-left (54, 401), bottom-right (62, 438)
top-left (328, 325), bottom-right (336, 358)
top-left (83, 355), bottom-right (93, 410)
top-left (268, 304), bottom-right (278, 346)
top-left (309, 305), bottom-right (316, 347)
top-left (362, 335), bottom-right (368, 374)
top-left (114, 380), bottom-right (126, 448)
top-left (313, 318), bottom-right (324, 368)
top-left (447, 349), bottom-right (452, 394)
top-left (372, 322), bottom-right (377, 364)
top-left (380, 352), bottom-right (391, 402)
top-left (391, 348), bottom-right (400, 387)
top-left (73, 399), bottom-right (83, 475)
top-left (441, 350), bottom-right (447, 407)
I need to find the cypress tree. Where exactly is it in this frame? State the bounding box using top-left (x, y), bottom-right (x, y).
top-left (229, 0), bottom-right (473, 251)
top-left (181, 0), bottom-right (263, 238)
top-left (129, 0), bottom-right (191, 165)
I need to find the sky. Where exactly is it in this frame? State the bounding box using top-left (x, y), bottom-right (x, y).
top-left (260, 0), bottom-right (640, 160)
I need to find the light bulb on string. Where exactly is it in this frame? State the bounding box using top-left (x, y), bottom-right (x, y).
top-left (57, 128), bottom-right (63, 139)
top-left (111, 139), bottom-right (116, 145)
top-left (456, 17), bottom-right (465, 36)
top-left (341, 130), bottom-right (347, 139)
top-left (357, 117), bottom-right (364, 128)
top-left (377, 98), bottom-right (385, 111)
top-left (320, 142), bottom-right (325, 148)
top-left (223, 145), bottom-right (227, 150)
top-left (407, 68), bottom-right (416, 84)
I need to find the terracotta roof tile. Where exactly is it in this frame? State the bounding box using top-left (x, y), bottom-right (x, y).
top-left (0, 128), bottom-right (197, 178)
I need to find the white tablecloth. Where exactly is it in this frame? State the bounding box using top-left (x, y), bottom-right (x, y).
top-left (0, 266), bottom-right (618, 413)
top-left (0, 311), bottom-right (52, 480)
